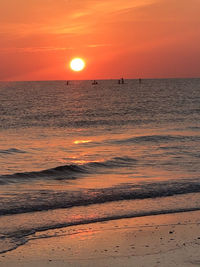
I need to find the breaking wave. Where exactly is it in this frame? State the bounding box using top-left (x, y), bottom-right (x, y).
top-left (0, 156), bottom-right (137, 184)
top-left (1, 179), bottom-right (200, 216)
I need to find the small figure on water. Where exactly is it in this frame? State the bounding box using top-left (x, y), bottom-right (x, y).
top-left (92, 80), bottom-right (98, 85)
top-left (139, 78), bottom-right (142, 84)
top-left (66, 81), bottom-right (69, 85)
top-left (121, 77), bottom-right (124, 84)
top-left (118, 79), bottom-right (121, 84)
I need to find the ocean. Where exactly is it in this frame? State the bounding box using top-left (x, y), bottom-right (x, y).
top-left (0, 78), bottom-right (200, 254)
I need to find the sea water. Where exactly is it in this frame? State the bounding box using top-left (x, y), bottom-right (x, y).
top-left (0, 78), bottom-right (200, 253)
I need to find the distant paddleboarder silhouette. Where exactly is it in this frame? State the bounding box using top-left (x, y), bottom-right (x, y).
top-left (92, 80), bottom-right (98, 85)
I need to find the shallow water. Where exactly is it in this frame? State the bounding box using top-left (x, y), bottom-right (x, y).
top-left (0, 78), bottom-right (200, 253)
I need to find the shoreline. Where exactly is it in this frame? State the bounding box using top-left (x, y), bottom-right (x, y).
top-left (1, 210), bottom-right (200, 266)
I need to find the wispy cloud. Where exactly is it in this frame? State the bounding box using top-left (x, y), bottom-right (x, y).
top-left (0, 46), bottom-right (73, 54)
top-left (87, 44), bottom-right (112, 48)
top-left (0, 22), bottom-right (89, 37)
top-left (0, 43), bottom-right (113, 54)
top-left (91, 0), bottom-right (156, 13)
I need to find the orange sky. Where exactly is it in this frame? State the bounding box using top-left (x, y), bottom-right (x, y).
top-left (0, 0), bottom-right (200, 81)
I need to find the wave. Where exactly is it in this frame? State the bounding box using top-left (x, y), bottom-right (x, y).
top-left (0, 148), bottom-right (26, 155)
top-left (111, 134), bottom-right (200, 144)
top-left (1, 179), bottom-right (200, 216)
top-left (0, 156), bottom-right (137, 184)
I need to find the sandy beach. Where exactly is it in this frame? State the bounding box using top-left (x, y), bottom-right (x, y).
top-left (1, 210), bottom-right (200, 267)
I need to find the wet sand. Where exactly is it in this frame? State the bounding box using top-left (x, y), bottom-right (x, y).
top-left (1, 211), bottom-right (200, 267)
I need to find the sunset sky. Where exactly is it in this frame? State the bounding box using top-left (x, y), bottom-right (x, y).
top-left (0, 0), bottom-right (200, 81)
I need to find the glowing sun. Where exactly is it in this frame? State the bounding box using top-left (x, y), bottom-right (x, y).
top-left (70, 58), bottom-right (85, 72)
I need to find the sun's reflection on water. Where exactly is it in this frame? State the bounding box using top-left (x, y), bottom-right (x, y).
top-left (73, 140), bottom-right (92, 145)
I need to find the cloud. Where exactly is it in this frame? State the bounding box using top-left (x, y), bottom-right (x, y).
top-left (0, 46), bottom-right (74, 54)
top-left (87, 44), bottom-right (112, 48)
top-left (0, 0), bottom-right (157, 35)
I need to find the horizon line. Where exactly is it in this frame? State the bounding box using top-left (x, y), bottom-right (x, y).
top-left (0, 76), bottom-right (200, 83)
